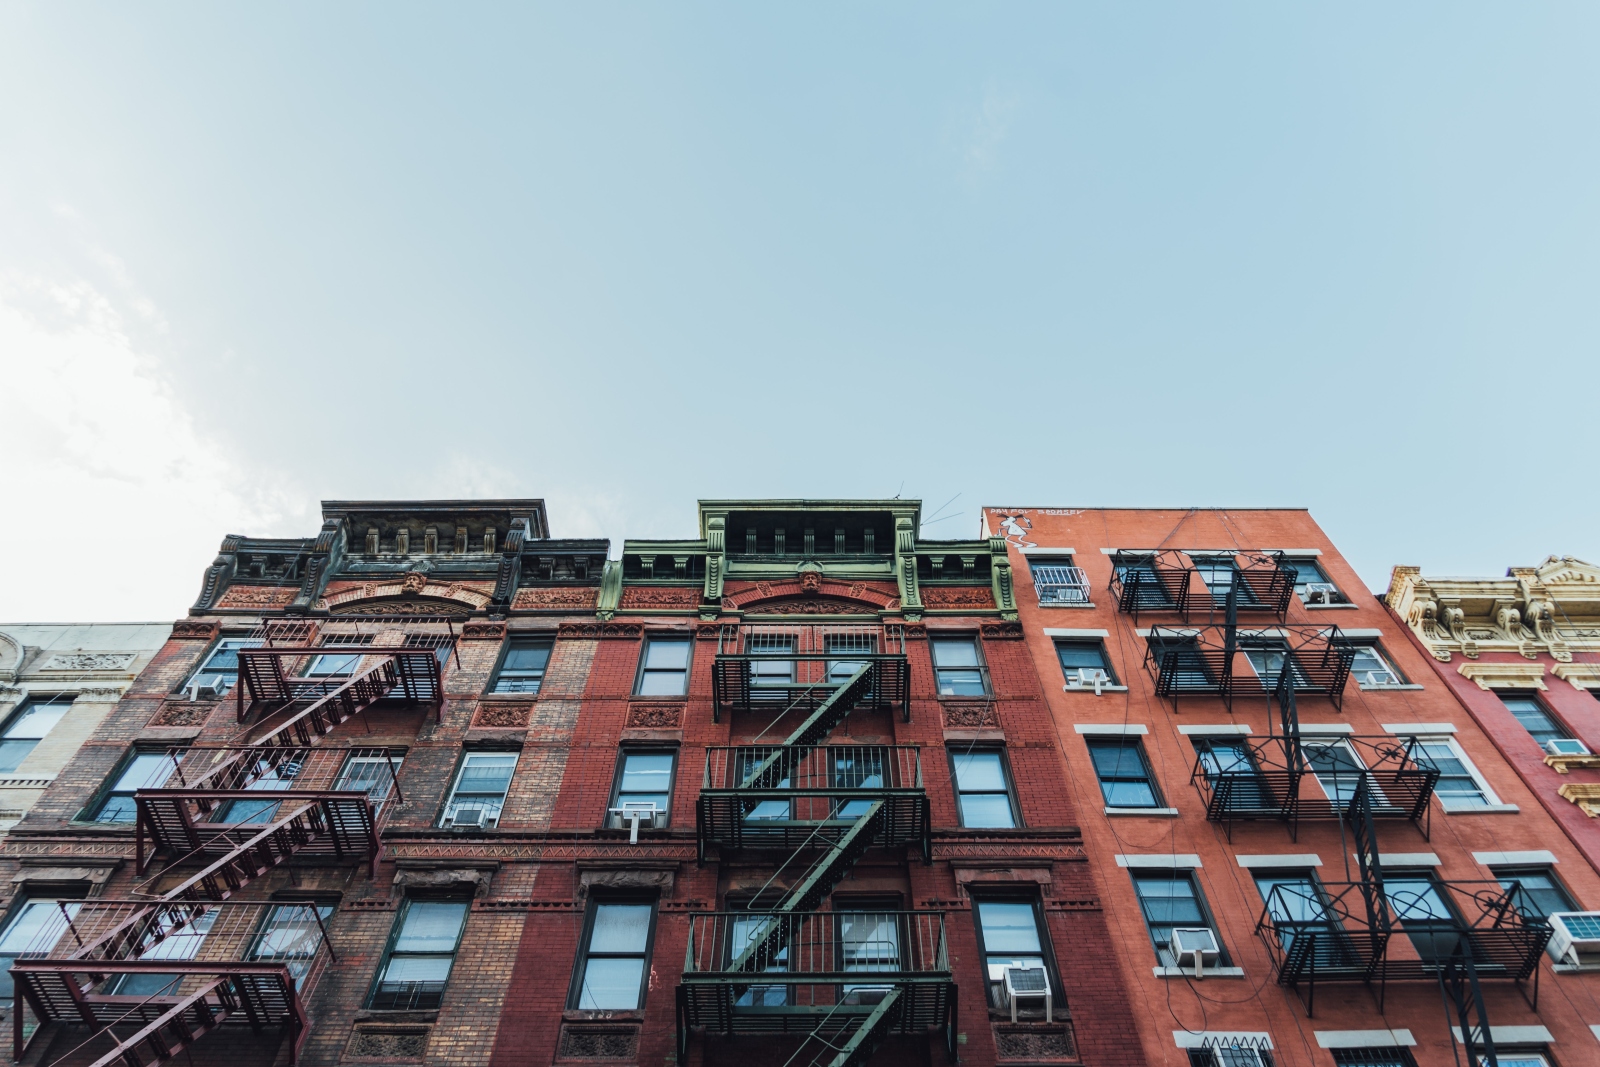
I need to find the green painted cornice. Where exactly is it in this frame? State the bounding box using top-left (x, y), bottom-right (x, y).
top-left (596, 559), bottom-right (624, 620)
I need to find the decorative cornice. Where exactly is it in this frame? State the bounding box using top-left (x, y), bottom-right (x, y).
top-left (1551, 663), bottom-right (1600, 690)
top-left (1557, 782), bottom-right (1600, 817)
top-left (1457, 662), bottom-right (1546, 691)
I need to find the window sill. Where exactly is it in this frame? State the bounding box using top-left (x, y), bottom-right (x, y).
top-left (1359, 684), bottom-right (1425, 691)
top-left (1442, 803), bottom-right (1520, 814)
top-left (1552, 962), bottom-right (1600, 974)
top-left (478, 692), bottom-right (542, 702)
top-left (1106, 807), bottom-right (1179, 817)
top-left (1302, 602), bottom-right (1358, 610)
top-left (355, 1009), bottom-right (440, 1024)
top-left (1063, 684), bottom-right (1129, 694)
top-left (1038, 602), bottom-right (1097, 609)
top-left (1153, 966), bottom-right (1246, 978)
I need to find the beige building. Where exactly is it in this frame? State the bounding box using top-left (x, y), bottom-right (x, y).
top-left (0, 622), bottom-right (170, 830)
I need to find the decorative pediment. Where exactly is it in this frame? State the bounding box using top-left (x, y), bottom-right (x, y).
top-left (720, 578), bottom-right (898, 615)
top-left (319, 577), bottom-right (490, 616)
top-left (1457, 661), bottom-right (1546, 691)
top-left (1533, 556), bottom-right (1600, 586)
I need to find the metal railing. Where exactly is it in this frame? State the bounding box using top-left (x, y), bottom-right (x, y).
top-left (1110, 550), bottom-right (1297, 623)
top-left (147, 744), bottom-right (402, 802)
top-left (1031, 565), bottom-right (1091, 605)
top-left (711, 625), bottom-right (910, 719)
top-left (704, 745), bottom-right (923, 794)
top-left (1144, 624), bottom-right (1356, 711)
top-left (683, 910), bottom-right (949, 983)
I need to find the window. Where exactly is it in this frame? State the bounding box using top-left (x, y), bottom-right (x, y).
top-left (1329, 1051), bottom-right (1417, 1067)
top-left (832, 746), bottom-right (887, 819)
top-left (1242, 641), bottom-right (1312, 691)
top-left (1352, 643), bottom-right (1404, 686)
top-left (92, 750), bottom-right (184, 823)
top-left (737, 750), bottom-right (793, 822)
top-left (727, 903), bottom-right (788, 1006)
top-left (307, 635), bottom-right (374, 677)
top-left (0, 897), bottom-right (83, 998)
top-left (1192, 555), bottom-right (1255, 608)
top-left (1302, 739), bottom-right (1376, 806)
top-left (1192, 738), bottom-right (1274, 808)
top-left (838, 906), bottom-right (902, 1004)
top-left (1115, 556), bottom-right (1173, 606)
top-left (1085, 739), bottom-right (1161, 808)
top-left (490, 637), bottom-right (552, 694)
top-left (1253, 870), bottom-right (1357, 966)
top-left (1381, 871), bottom-right (1461, 963)
top-left (570, 898), bottom-right (656, 1009)
top-left (609, 750), bottom-right (675, 825)
top-left (104, 908), bottom-right (217, 997)
top-left (335, 752), bottom-right (405, 816)
top-left (440, 752), bottom-right (517, 828)
top-left (183, 637), bottom-right (261, 696)
top-left (1491, 867), bottom-right (1577, 923)
top-left (971, 897), bottom-right (1053, 1012)
top-left (1055, 641), bottom-right (1115, 687)
top-left (1187, 1050), bottom-right (1274, 1067)
top-left (1286, 557), bottom-right (1342, 604)
top-left (370, 898), bottom-right (469, 1009)
top-left (748, 632), bottom-right (795, 688)
top-left (1131, 870), bottom-right (1224, 967)
top-left (950, 750), bottom-right (1017, 828)
top-left (636, 636), bottom-right (690, 696)
top-left (825, 631), bottom-right (876, 685)
top-left (931, 637), bottom-right (987, 697)
top-left (215, 753), bottom-right (299, 824)
top-left (0, 700), bottom-right (69, 773)
top-left (1500, 695), bottom-right (1571, 746)
top-left (1030, 557), bottom-right (1090, 605)
top-left (250, 902), bottom-right (335, 988)
top-left (1476, 1054), bottom-right (1548, 1067)
top-left (1406, 736), bottom-right (1497, 809)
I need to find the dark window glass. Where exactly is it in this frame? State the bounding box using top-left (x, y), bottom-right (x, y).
top-left (1493, 867), bottom-right (1577, 922)
top-left (931, 638), bottom-right (987, 697)
top-left (637, 637), bottom-right (690, 696)
top-left (1193, 737), bottom-right (1275, 808)
top-left (250, 903), bottom-right (335, 989)
top-left (0, 896), bottom-right (84, 998)
top-left (838, 908), bottom-right (903, 1004)
top-left (1500, 696), bottom-right (1571, 745)
top-left (1085, 739), bottom-right (1159, 808)
top-left (1381, 872), bottom-right (1461, 963)
top-left (571, 900), bottom-right (655, 1009)
top-left (1055, 642), bottom-right (1113, 685)
top-left (185, 638), bottom-right (261, 696)
top-left (1408, 738), bottom-right (1490, 808)
top-left (1192, 556), bottom-right (1257, 606)
top-left (727, 904), bottom-right (788, 1006)
top-left (1286, 558), bottom-right (1341, 602)
top-left (1132, 871), bottom-right (1221, 967)
top-left (972, 898), bottom-right (1050, 1011)
top-left (492, 638), bottom-right (552, 694)
top-left (0, 700), bottom-right (69, 774)
top-left (1253, 870), bottom-right (1358, 966)
top-left (93, 750), bottom-right (184, 823)
top-left (748, 632), bottom-right (795, 688)
top-left (1188, 1050), bottom-right (1274, 1067)
top-left (370, 899), bottom-right (469, 1009)
top-left (951, 751), bottom-right (1016, 828)
top-left (1330, 1050), bottom-right (1417, 1067)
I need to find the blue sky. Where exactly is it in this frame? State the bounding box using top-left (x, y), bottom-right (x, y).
top-left (3, 4), bottom-right (1598, 620)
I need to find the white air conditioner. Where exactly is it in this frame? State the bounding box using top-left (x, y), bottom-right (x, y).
top-left (1064, 668), bottom-right (1110, 695)
top-left (1170, 928), bottom-right (1222, 978)
top-left (445, 807), bottom-right (489, 829)
top-left (1363, 670), bottom-right (1399, 686)
top-left (1545, 738), bottom-right (1592, 757)
top-left (999, 965), bottom-right (1052, 1023)
top-left (1304, 583), bottom-right (1340, 605)
top-left (1545, 912), bottom-right (1600, 966)
top-left (609, 802), bottom-right (667, 843)
top-left (185, 680), bottom-right (224, 701)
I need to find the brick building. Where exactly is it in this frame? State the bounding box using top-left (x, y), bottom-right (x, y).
top-left (989, 507), bottom-right (1600, 1067)
top-left (1385, 559), bottom-right (1600, 868)
top-left (0, 498), bottom-right (1144, 1067)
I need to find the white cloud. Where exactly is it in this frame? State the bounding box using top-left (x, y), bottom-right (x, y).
top-left (957, 83), bottom-right (1022, 179)
top-left (0, 272), bottom-right (312, 621)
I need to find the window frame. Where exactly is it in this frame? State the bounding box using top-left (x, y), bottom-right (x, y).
top-left (1285, 557), bottom-right (1344, 604)
top-left (633, 635), bottom-right (693, 698)
top-left (968, 891), bottom-right (1060, 1016)
top-left (1350, 642), bottom-right (1407, 687)
top-left (831, 894), bottom-right (907, 1005)
top-left (1129, 868), bottom-right (1230, 968)
top-left (567, 893), bottom-right (659, 1011)
top-left (1084, 737), bottom-right (1164, 810)
top-left (181, 636), bottom-right (262, 696)
top-left (1329, 1050), bottom-right (1418, 1067)
top-left (1402, 734), bottom-right (1501, 811)
top-left (947, 747), bottom-right (1021, 829)
top-left (248, 900), bottom-right (337, 990)
top-left (1054, 640), bottom-right (1117, 686)
top-left (87, 747), bottom-right (186, 824)
top-left (930, 634), bottom-right (990, 698)
top-left (1028, 555), bottom-right (1089, 606)
top-left (438, 749), bottom-right (519, 829)
top-left (0, 698), bottom-right (71, 774)
top-left (1489, 865), bottom-right (1579, 923)
top-left (366, 895), bottom-right (472, 1011)
top-left (488, 636), bottom-right (554, 695)
top-left (1498, 693), bottom-right (1573, 747)
top-left (607, 747), bottom-right (678, 828)
top-left (1187, 1049), bottom-right (1275, 1067)
top-left (0, 890), bottom-right (88, 999)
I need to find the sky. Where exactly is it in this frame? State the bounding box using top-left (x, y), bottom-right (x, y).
top-left (3, 4), bottom-right (1598, 622)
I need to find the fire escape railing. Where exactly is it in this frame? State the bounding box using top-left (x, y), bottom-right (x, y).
top-left (682, 665), bottom-right (952, 1067)
top-left (711, 625), bottom-right (909, 721)
top-left (1143, 624), bottom-right (1355, 712)
top-left (1110, 550), bottom-right (1296, 625)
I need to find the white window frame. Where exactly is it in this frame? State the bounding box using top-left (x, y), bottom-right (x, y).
top-left (440, 751), bottom-right (518, 828)
top-left (1352, 642), bottom-right (1406, 688)
top-left (1405, 735), bottom-right (1503, 812)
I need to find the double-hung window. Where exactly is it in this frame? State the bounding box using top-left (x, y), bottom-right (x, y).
top-left (92, 749), bottom-right (184, 823)
top-left (950, 750), bottom-right (1017, 828)
top-left (104, 909), bottom-right (218, 996)
top-left (1085, 739), bottom-right (1161, 809)
top-left (1404, 735), bottom-right (1498, 810)
top-left (1055, 641), bottom-right (1114, 688)
top-left (215, 753), bottom-right (298, 825)
top-left (0, 896), bottom-right (83, 998)
top-left (1242, 641), bottom-right (1311, 692)
top-left (636, 637), bottom-right (690, 696)
top-left (971, 897), bottom-right (1053, 1012)
top-left (1381, 871), bottom-right (1460, 963)
top-left (727, 904), bottom-right (788, 1007)
top-left (370, 898), bottom-right (470, 1010)
top-left (570, 898), bottom-right (656, 1010)
top-left (1253, 869), bottom-right (1356, 966)
top-left (184, 637), bottom-right (261, 696)
top-left (1287, 557), bottom-right (1343, 604)
top-left (335, 751), bottom-right (405, 816)
top-left (441, 752), bottom-right (517, 828)
top-left (491, 638), bottom-right (553, 694)
top-left (1192, 555), bottom-right (1253, 608)
top-left (748, 632), bottom-right (795, 689)
top-left (1131, 870), bottom-right (1225, 968)
top-left (931, 637), bottom-right (987, 697)
top-left (307, 635), bottom-right (373, 678)
top-left (250, 902), bottom-right (335, 988)
top-left (609, 750), bottom-right (674, 827)
top-left (1351, 643), bottom-right (1404, 687)
top-left (1500, 695), bottom-right (1572, 746)
top-left (0, 700), bottom-right (69, 773)
top-left (1192, 737), bottom-right (1273, 809)
top-left (1491, 867), bottom-right (1577, 923)
top-left (825, 631), bottom-right (875, 685)
top-left (838, 905), bottom-right (902, 1004)
top-left (1029, 556), bottom-right (1090, 605)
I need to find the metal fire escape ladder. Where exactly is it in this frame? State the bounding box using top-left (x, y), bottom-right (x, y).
top-left (790, 986), bottom-right (906, 1067)
top-left (1438, 942), bottom-right (1501, 1067)
top-left (1274, 671), bottom-right (1307, 834)
top-left (1345, 778), bottom-right (1393, 984)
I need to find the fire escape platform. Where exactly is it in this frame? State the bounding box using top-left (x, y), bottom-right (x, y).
top-left (696, 793), bottom-right (930, 855)
top-left (136, 790), bottom-right (379, 869)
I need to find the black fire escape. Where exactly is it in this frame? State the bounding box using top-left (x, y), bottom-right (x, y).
top-left (10, 625), bottom-right (444, 1067)
top-left (681, 626), bottom-right (951, 1067)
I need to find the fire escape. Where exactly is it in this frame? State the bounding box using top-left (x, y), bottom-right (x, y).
top-left (681, 625), bottom-right (951, 1067)
top-left (10, 623), bottom-right (444, 1067)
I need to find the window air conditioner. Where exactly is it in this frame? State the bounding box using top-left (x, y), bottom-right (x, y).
top-left (1545, 912), bottom-right (1600, 967)
top-left (1170, 928), bottom-right (1221, 978)
top-left (446, 807), bottom-right (489, 830)
top-left (609, 802), bottom-right (666, 844)
top-left (1304, 583), bottom-right (1339, 605)
top-left (999, 966), bottom-right (1052, 1023)
top-left (1363, 670), bottom-right (1399, 687)
top-left (1545, 739), bottom-right (1592, 757)
top-left (185, 680), bottom-right (224, 701)
top-left (1065, 668), bottom-right (1109, 695)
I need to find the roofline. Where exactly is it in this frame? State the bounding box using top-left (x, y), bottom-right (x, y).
top-left (982, 505), bottom-right (1312, 512)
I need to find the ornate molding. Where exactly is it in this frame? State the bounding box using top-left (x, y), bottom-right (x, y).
top-left (1558, 782), bottom-right (1600, 817)
top-left (170, 620), bottom-right (220, 641)
top-left (981, 621), bottom-right (1025, 641)
top-left (148, 704), bottom-right (214, 728)
top-left (1551, 663), bottom-right (1600, 690)
top-left (321, 579), bottom-right (489, 614)
top-left (461, 622), bottom-right (507, 640)
top-left (625, 703), bottom-right (683, 729)
top-left (557, 622), bottom-right (643, 640)
top-left (942, 703), bottom-right (998, 729)
top-left (919, 587), bottom-right (996, 609)
top-left (473, 704), bottom-right (531, 729)
top-left (720, 578), bottom-right (897, 614)
top-left (620, 586), bottom-right (703, 609)
top-left (40, 653), bottom-right (137, 672)
top-left (513, 587), bottom-right (599, 611)
top-left (1457, 661), bottom-right (1547, 691)
top-left (214, 585), bottom-right (296, 610)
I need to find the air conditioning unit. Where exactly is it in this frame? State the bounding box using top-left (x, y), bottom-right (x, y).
top-left (1546, 739), bottom-right (1592, 757)
top-left (185, 680), bottom-right (224, 701)
top-left (1363, 670), bottom-right (1399, 686)
top-left (1545, 912), bottom-right (1600, 966)
top-left (1170, 928), bottom-right (1222, 978)
top-left (445, 807), bottom-right (490, 829)
top-left (1064, 668), bottom-right (1110, 695)
top-left (609, 802), bottom-right (666, 844)
top-left (999, 965), bottom-right (1052, 1023)
top-left (1304, 583), bottom-right (1340, 605)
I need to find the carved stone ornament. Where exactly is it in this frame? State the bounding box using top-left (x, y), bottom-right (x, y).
top-left (759, 598), bottom-right (882, 616)
top-left (345, 1025), bottom-right (430, 1060)
top-left (556, 1025), bottom-right (639, 1060)
top-left (391, 864), bottom-right (495, 898)
top-left (401, 571), bottom-right (428, 594)
top-left (720, 578), bottom-right (899, 613)
top-left (557, 622), bottom-right (644, 640)
top-left (41, 653), bottom-right (137, 672)
top-left (170, 620), bottom-right (220, 640)
top-left (799, 569), bottom-right (823, 594)
top-left (943, 703), bottom-right (998, 728)
top-left (321, 579), bottom-right (489, 615)
top-left (473, 704), bottom-right (531, 729)
top-left (1457, 661), bottom-right (1547, 691)
top-left (1558, 782), bottom-right (1600, 818)
top-left (626, 703), bottom-right (684, 728)
top-left (920, 587), bottom-right (997, 609)
top-left (1551, 663), bottom-right (1600, 690)
top-left (513, 587), bottom-right (599, 611)
top-left (461, 622), bottom-right (508, 640)
top-left (148, 704), bottom-right (214, 728)
top-left (980, 621), bottom-right (1025, 640)
top-left (215, 585), bottom-right (296, 610)
top-left (992, 1023), bottom-right (1078, 1062)
top-left (620, 586), bottom-right (703, 609)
